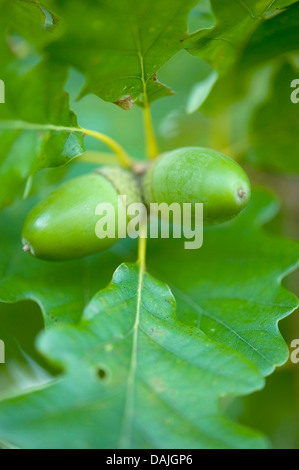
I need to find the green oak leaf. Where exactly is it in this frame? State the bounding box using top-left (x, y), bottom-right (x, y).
top-left (0, 263), bottom-right (267, 449)
top-left (248, 62), bottom-right (299, 173)
top-left (185, 0), bottom-right (298, 75)
top-left (0, 189), bottom-right (298, 448)
top-left (146, 189), bottom-right (299, 376)
top-left (0, 188), bottom-right (298, 375)
top-left (239, 1), bottom-right (299, 71)
top-left (34, 0), bottom-right (198, 105)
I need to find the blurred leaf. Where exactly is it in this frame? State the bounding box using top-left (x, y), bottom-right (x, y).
top-left (0, 263), bottom-right (267, 449)
top-left (188, 0), bottom-right (215, 31)
top-left (0, 60), bottom-right (84, 208)
top-left (248, 62), bottom-right (299, 173)
top-left (185, 0), bottom-right (298, 75)
top-left (229, 366), bottom-right (299, 449)
top-left (0, 300), bottom-right (54, 399)
top-left (239, 1), bottom-right (299, 70)
top-left (0, 0), bottom-right (54, 61)
top-left (185, 1), bottom-right (299, 114)
top-left (186, 70), bottom-right (218, 113)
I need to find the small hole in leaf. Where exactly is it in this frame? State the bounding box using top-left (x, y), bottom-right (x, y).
top-left (96, 367), bottom-right (107, 380)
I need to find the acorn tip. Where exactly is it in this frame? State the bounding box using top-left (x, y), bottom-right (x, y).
top-left (23, 244), bottom-right (31, 253)
top-left (238, 189), bottom-right (247, 199)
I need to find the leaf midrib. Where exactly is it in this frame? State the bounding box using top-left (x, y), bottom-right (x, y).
top-left (118, 263), bottom-right (144, 448)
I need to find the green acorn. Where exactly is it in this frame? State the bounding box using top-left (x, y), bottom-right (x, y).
top-left (22, 166), bottom-right (141, 261)
top-left (143, 147), bottom-right (251, 225)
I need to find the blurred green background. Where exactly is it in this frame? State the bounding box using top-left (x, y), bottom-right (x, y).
top-left (1, 1), bottom-right (299, 448)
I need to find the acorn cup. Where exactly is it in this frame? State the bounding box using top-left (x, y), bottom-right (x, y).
top-left (22, 166), bottom-right (142, 261)
top-left (142, 147), bottom-right (251, 225)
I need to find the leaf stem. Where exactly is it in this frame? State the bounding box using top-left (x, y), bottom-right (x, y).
top-left (80, 127), bottom-right (133, 168)
top-left (0, 120), bottom-right (134, 169)
top-left (77, 151), bottom-right (119, 166)
top-left (143, 101), bottom-right (159, 160)
top-left (137, 49), bottom-right (159, 160)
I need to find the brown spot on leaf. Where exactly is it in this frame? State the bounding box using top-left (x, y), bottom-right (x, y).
top-left (114, 95), bottom-right (134, 110)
